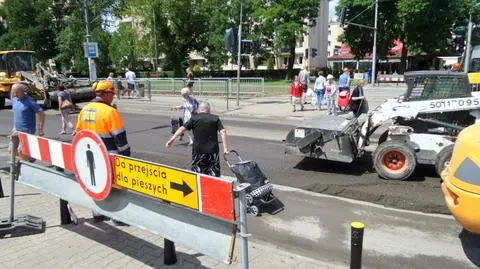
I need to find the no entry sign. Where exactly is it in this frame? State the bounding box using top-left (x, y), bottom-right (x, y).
top-left (72, 130), bottom-right (112, 201)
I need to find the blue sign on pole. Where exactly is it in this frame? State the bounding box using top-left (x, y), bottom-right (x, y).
top-left (84, 42), bottom-right (99, 58)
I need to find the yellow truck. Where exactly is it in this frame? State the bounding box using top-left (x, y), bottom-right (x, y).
top-left (441, 123), bottom-right (480, 234)
top-left (0, 50), bottom-right (42, 107)
top-left (0, 50), bottom-right (95, 109)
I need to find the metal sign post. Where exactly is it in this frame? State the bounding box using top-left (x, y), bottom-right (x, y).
top-left (235, 183), bottom-right (251, 269)
top-left (0, 134), bottom-right (44, 236)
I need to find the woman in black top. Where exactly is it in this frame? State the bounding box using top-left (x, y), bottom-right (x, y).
top-left (350, 80), bottom-right (366, 117)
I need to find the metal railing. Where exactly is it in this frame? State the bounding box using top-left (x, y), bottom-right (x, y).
top-left (75, 77), bottom-right (265, 97)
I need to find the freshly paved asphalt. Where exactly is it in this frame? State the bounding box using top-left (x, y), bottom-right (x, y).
top-left (0, 109), bottom-right (446, 215)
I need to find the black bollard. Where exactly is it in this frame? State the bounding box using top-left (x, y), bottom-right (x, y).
top-left (350, 222), bottom-right (365, 269)
top-left (0, 176), bottom-right (4, 198)
top-left (164, 239), bottom-right (177, 265)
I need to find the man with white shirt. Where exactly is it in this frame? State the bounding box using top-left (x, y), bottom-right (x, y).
top-left (124, 68), bottom-right (136, 98)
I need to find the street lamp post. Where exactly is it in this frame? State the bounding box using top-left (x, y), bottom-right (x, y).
top-left (236, 0), bottom-right (243, 107)
top-left (371, 0), bottom-right (378, 86)
top-left (83, 0), bottom-right (94, 82)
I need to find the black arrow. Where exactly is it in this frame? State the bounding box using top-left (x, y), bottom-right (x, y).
top-left (170, 180), bottom-right (193, 197)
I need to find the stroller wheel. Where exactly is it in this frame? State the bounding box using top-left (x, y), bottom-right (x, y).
top-left (248, 205), bottom-right (259, 216)
top-left (244, 194), bottom-right (254, 205)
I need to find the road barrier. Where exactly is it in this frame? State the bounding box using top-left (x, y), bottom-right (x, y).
top-left (377, 74), bottom-right (405, 85)
top-left (15, 130), bottom-right (250, 267)
top-left (350, 221), bottom-right (365, 269)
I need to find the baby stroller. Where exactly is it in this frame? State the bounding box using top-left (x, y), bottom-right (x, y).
top-left (337, 90), bottom-right (351, 112)
top-left (224, 150), bottom-right (277, 216)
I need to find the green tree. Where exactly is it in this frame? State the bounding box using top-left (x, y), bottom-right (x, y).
top-left (338, 0), bottom-right (469, 72)
top-left (109, 23), bottom-right (138, 71)
top-left (124, 0), bottom-right (210, 76)
top-left (55, 0), bottom-right (119, 76)
top-left (0, 0), bottom-right (58, 62)
top-left (251, 0), bottom-right (320, 79)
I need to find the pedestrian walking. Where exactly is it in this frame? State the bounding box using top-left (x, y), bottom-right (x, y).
top-left (125, 68), bottom-right (136, 98)
top-left (173, 87), bottom-right (198, 146)
top-left (314, 70), bottom-right (326, 110)
top-left (339, 68), bottom-right (351, 92)
top-left (107, 72), bottom-right (114, 81)
top-left (186, 67), bottom-right (194, 90)
top-left (57, 85), bottom-right (75, 135)
top-left (290, 75), bottom-right (304, 112)
top-left (166, 101), bottom-right (229, 177)
top-left (350, 79), bottom-right (366, 117)
top-left (298, 64), bottom-right (309, 104)
top-left (115, 75), bottom-right (124, 99)
top-left (76, 80), bottom-right (131, 226)
top-left (11, 82), bottom-right (45, 136)
top-left (10, 82), bottom-right (45, 160)
top-left (325, 75), bottom-right (338, 116)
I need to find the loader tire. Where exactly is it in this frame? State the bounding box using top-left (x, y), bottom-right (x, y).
top-left (373, 141), bottom-right (416, 180)
top-left (435, 144), bottom-right (454, 177)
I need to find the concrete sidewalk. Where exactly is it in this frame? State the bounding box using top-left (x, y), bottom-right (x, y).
top-left (111, 86), bottom-right (406, 123)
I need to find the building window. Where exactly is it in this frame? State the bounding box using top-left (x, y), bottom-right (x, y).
top-left (328, 41), bottom-right (331, 46)
top-left (299, 57), bottom-right (303, 64)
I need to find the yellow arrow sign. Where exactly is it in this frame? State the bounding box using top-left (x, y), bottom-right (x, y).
top-left (113, 156), bottom-right (199, 210)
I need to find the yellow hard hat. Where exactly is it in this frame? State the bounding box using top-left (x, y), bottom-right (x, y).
top-left (92, 80), bottom-right (115, 93)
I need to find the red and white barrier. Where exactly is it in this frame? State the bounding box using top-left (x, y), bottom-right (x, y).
top-left (18, 133), bottom-right (74, 171)
top-left (18, 132), bottom-right (235, 222)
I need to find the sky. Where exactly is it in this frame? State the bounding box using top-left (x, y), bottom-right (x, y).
top-left (330, 0), bottom-right (339, 21)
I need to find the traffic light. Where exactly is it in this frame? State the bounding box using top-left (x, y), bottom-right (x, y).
top-left (224, 28), bottom-right (238, 55)
top-left (454, 36), bottom-right (465, 53)
top-left (241, 40), bottom-right (253, 54)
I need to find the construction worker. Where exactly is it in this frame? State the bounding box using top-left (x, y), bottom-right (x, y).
top-left (76, 80), bottom-right (130, 225)
top-left (76, 80), bottom-right (130, 156)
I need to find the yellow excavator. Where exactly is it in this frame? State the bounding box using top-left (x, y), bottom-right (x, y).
top-left (0, 50), bottom-right (95, 109)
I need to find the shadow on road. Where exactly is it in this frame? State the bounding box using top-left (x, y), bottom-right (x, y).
top-left (62, 219), bottom-right (209, 269)
top-left (459, 229), bottom-right (480, 267)
top-left (129, 125), bottom-right (170, 135)
top-left (260, 197), bottom-right (285, 216)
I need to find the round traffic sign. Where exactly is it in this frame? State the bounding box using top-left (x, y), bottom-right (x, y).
top-left (71, 130), bottom-right (112, 201)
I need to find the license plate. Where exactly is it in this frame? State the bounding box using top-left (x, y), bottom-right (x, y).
top-left (294, 129), bottom-right (305, 138)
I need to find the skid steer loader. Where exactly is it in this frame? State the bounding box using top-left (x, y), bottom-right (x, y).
top-left (284, 71), bottom-right (480, 180)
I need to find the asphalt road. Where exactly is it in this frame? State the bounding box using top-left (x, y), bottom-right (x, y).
top-left (0, 109), bottom-right (447, 215)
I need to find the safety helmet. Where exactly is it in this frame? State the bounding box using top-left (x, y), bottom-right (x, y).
top-left (92, 80), bottom-right (115, 94)
top-left (453, 63), bottom-right (462, 70)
